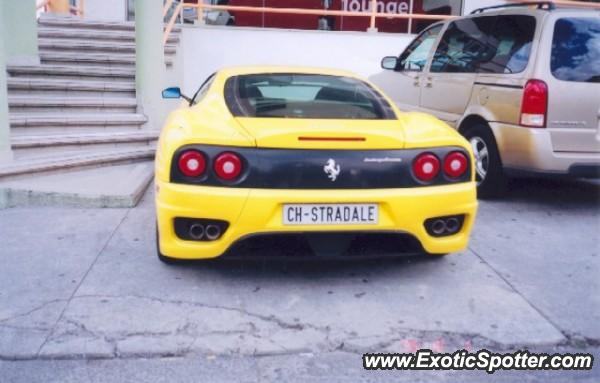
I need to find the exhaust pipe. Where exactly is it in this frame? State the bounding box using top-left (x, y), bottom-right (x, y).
top-left (205, 224), bottom-right (222, 241)
top-left (189, 224), bottom-right (205, 240)
top-left (431, 219), bottom-right (447, 236)
top-left (445, 217), bottom-right (460, 233)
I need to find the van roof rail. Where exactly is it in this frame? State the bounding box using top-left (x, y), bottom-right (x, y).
top-left (470, 2), bottom-right (556, 14)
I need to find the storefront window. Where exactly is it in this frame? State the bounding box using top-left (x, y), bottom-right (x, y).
top-left (155, 0), bottom-right (462, 33)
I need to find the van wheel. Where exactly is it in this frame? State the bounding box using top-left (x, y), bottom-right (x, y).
top-left (463, 124), bottom-right (506, 199)
top-left (156, 225), bottom-right (179, 265)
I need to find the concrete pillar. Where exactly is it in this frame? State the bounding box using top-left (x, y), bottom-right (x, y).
top-left (0, 4), bottom-right (13, 163)
top-left (1, 0), bottom-right (39, 66)
top-left (135, 0), bottom-right (166, 130)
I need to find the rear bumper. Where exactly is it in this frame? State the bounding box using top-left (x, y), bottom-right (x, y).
top-left (490, 122), bottom-right (600, 177)
top-left (155, 181), bottom-right (478, 259)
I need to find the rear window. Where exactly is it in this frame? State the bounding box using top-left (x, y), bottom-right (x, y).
top-left (551, 17), bottom-right (600, 83)
top-left (224, 74), bottom-right (396, 119)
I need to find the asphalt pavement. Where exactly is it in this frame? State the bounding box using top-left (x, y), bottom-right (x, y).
top-left (0, 177), bottom-right (598, 382)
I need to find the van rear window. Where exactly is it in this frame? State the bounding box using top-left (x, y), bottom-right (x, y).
top-left (551, 18), bottom-right (600, 83)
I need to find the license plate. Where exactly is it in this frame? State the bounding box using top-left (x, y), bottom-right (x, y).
top-left (282, 204), bottom-right (379, 225)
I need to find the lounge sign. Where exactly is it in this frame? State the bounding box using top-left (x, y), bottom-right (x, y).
top-left (341, 0), bottom-right (412, 14)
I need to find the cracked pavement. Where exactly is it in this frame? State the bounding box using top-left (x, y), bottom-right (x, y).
top-left (0, 178), bottom-right (599, 382)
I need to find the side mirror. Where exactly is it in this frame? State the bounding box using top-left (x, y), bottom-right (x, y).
top-left (381, 56), bottom-right (399, 71)
top-left (162, 87), bottom-right (182, 99)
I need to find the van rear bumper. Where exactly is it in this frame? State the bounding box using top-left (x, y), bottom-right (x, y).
top-left (490, 122), bottom-right (600, 178)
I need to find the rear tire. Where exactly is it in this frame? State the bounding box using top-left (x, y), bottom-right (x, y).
top-left (156, 225), bottom-right (179, 265)
top-left (463, 124), bottom-right (506, 199)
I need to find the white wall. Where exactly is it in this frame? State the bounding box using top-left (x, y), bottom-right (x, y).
top-left (179, 26), bottom-right (414, 95)
top-left (85, 0), bottom-right (127, 22)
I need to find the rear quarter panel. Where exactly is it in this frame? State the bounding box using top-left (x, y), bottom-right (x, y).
top-left (156, 85), bottom-right (255, 183)
top-left (401, 112), bottom-right (472, 151)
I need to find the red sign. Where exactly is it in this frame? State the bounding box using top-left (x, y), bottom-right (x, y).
top-left (212, 0), bottom-right (452, 33)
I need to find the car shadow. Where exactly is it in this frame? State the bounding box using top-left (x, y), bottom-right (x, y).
top-left (500, 177), bottom-right (600, 208)
top-left (169, 234), bottom-right (447, 278)
top-left (175, 255), bottom-right (446, 281)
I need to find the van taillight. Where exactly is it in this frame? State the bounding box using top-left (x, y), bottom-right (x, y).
top-left (520, 80), bottom-right (548, 128)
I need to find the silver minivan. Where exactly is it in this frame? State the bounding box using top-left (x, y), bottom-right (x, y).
top-left (371, 2), bottom-right (600, 197)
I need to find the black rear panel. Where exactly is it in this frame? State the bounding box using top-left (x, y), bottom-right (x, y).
top-left (171, 145), bottom-right (471, 189)
top-left (223, 232), bottom-right (425, 257)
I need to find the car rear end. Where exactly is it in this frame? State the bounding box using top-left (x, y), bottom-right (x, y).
top-left (156, 70), bottom-right (478, 260)
top-left (541, 10), bottom-right (600, 176)
top-left (158, 143), bottom-right (477, 259)
top-left (487, 8), bottom-right (600, 177)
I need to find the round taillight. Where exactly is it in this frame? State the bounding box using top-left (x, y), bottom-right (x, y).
top-left (443, 151), bottom-right (468, 179)
top-left (413, 153), bottom-right (440, 182)
top-left (178, 150), bottom-right (206, 177)
top-left (214, 152), bottom-right (243, 181)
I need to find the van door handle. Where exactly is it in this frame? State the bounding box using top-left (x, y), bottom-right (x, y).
top-left (413, 77), bottom-right (420, 87)
top-left (425, 77), bottom-right (433, 88)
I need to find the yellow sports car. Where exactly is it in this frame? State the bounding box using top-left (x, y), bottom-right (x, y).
top-left (156, 66), bottom-right (477, 263)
